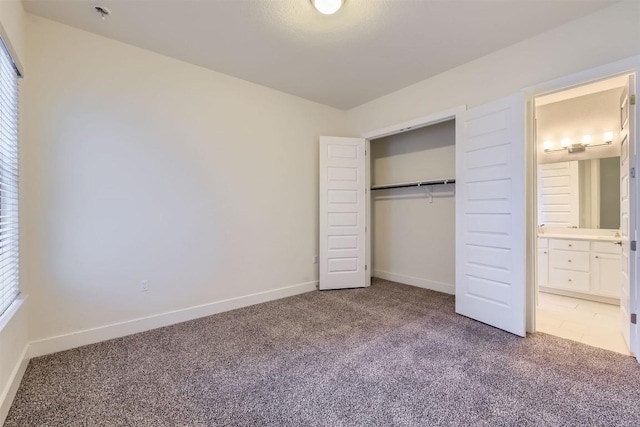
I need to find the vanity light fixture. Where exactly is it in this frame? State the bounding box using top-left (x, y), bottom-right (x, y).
top-left (311, 0), bottom-right (344, 15)
top-left (603, 131), bottom-right (614, 144)
top-left (543, 130), bottom-right (615, 154)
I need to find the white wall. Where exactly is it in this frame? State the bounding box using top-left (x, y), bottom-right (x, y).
top-left (0, 0), bottom-right (28, 422)
top-left (370, 121), bottom-right (455, 293)
top-left (22, 15), bottom-right (350, 344)
top-left (347, 1), bottom-right (640, 134)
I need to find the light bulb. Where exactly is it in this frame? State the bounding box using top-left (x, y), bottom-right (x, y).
top-left (543, 140), bottom-right (553, 151)
top-left (312, 0), bottom-right (344, 15)
top-left (603, 131), bottom-right (614, 143)
top-left (561, 138), bottom-right (571, 148)
top-left (581, 135), bottom-right (591, 146)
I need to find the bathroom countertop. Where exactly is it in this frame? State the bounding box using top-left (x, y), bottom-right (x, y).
top-left (537, 233), bottom-right (620, 242)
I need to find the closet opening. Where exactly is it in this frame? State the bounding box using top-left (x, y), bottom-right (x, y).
top-left (533, 73), bottom-right (635, 355)
top-left (367, 119), bottom-right (456, 295)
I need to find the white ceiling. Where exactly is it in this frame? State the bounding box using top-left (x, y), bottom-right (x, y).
top-left (23, 0), bottom-right (619, 110)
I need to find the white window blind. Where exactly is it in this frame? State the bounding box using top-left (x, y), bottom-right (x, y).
top-left (0, 36), bottom-right (19, 317)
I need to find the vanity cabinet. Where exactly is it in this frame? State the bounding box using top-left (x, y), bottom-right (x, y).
top-left (538, 236), bottom-right (621, 302)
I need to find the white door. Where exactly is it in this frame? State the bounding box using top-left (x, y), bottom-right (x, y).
top-left (319, 136), bottom-right (367, 290)
top-left (456, 94), bottom-right (526, 336)
top-left (620, 76), bottom-right (636, 352)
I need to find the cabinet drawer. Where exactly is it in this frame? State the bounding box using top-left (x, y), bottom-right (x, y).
top-left (550, 239), bottom-right (590, 252)
top-left (592, 241), bottom-right (622, 255)
top-left (549, 249), bottom-right (590, 272)
top-left (548, 268), bottom-right (590, 292)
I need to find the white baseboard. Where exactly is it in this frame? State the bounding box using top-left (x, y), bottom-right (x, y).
top-left (0, 345), bottom-right (29, 425)
top-left (374, 270), bottom-right (455, 295)
top-left (29, 281), bottom-right (318, 358)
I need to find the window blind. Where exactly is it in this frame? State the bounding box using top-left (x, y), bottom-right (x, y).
top-left (0, 36), bottom-right (19, 317)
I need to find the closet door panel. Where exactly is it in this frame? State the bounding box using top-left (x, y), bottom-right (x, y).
top-left (319, 136), bottom-right (367, 290)
top-left (456, 93), bottom-right (526, 337)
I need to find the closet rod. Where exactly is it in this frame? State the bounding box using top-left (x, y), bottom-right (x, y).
top-left (370, 178), bottom-right (455, 191)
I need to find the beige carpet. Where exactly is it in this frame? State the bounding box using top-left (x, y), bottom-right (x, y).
top-left (6, 278), bottom-right (640, 426)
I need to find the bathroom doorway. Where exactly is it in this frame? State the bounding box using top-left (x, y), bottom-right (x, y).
top-left (534, 74), bottom-right (635, 355)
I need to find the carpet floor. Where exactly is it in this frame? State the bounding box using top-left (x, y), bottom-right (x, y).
top-left (6, 279), bottom-right (640, 426)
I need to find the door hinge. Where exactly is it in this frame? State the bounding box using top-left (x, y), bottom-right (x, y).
top-left (632, 167), bottom-right (636, 178)
top-left (631, 94), bottom-right (636, 106)
top-left (365, 265), bottom-right (368, 271)
top-left (632, 240), bottom-right (637, 251)
top-left (632, 313), bottom-right (637, 325)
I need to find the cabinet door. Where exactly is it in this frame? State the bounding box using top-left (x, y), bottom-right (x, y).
top-left (537, 249), bottom-right (548, 287)
top-left (591, 252), bottom-right (621, 298)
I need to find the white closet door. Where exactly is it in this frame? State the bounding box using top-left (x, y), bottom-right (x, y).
top-left (619, 76), bottom-right (636, 353)
top-left (455, 94), bottom-right (526, 337)
top-left (319, 137), bottom-right (367, 290)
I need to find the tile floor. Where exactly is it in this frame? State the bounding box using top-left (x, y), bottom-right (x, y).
top-left (536, 291), bottom-right (631, 355)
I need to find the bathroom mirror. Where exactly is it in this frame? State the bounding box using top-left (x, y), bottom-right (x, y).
top-left (537, 156), bottom-right (620, 230)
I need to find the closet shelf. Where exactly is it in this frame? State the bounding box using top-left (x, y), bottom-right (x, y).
top-left (370, 178), bottom-right (456, 191)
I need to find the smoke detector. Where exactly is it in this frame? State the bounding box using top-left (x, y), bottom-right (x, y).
top-left (94, 6), bottom-right (110, 20)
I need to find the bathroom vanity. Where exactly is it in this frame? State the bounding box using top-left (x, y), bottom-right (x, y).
top-left (538, 231), bottom-right (621, 303)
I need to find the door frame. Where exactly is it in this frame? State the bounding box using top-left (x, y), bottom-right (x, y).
top-left (359, 106), bottom-right (467, 288)
top-left (523, 55), bottom-right (640, 359)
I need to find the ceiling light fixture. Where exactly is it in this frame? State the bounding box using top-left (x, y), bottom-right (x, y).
top-left (311, 0), bottom-right (344, 15)
top-left (94, 6), bottom-right (110, 20)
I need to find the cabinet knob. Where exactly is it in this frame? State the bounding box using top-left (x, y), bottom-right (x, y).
top-left (568, 244), bottom-right (572, 247)
top-left (595, 255), bottom-right (599, 259)
top-left (568, 279), bottom-right (572, 282)
top-left (568, 259), bottom-right (572, 262)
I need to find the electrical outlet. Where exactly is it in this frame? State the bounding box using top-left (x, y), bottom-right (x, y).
top-left (313, 255), bottom-right (318, 264)
top-left (140, 280), bottom-right (149, 292)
